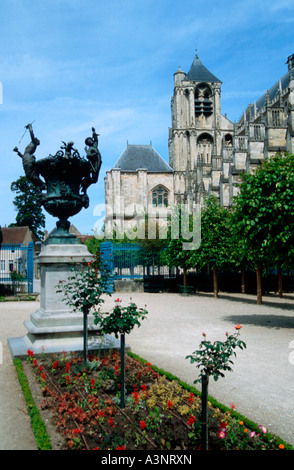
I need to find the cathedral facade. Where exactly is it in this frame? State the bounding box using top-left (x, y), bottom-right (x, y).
top-left (104, 52), bottom-right (294, 235)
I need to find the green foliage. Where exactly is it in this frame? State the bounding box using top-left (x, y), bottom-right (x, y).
top-left (193, 195), bottom-right (233, 271)
top-left (14, 358), bottom-right (52, 450)
top-left (163, 204), bottom-right (199, 269)
top-left (56, 252), bottom-right (111, 315)
top-left (10, 270), bottom-right (25, 282)
top-left (186, 326), bottom-right (246, 382)
top-left (96, 298), bottom-right (148, 338)
top-left (84, 236), bottom-right (105, 254)
top-left (232, 152), bottom-right (294, 268)
top-left (10, 176), bottom-right (45, 240)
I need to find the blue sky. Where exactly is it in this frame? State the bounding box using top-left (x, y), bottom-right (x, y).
top-left (0, 0), bottom-right (294, 236)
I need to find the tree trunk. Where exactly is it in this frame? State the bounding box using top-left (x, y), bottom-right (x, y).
top-left (83, 309), bottom-right (89, 364)
top-left (256, 264), bottom-right (262, 305)
top-left (120, 333), bottom-right (125, 409)
top-left (277, 267), bottom-right (283, 298)
top-left (213, 267), bottom-right (218, 298)
top-left (183, 266), bottom-right (187, 289)
top-left (201, 372), bottom-right (209, 450)
top-left (241, 267), bottom-right (246, 294)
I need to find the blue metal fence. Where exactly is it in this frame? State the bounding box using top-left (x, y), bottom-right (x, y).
top-left (0, 242), bottom-right (34, 293)
top-left (100, 242), bottom-right (150, 280)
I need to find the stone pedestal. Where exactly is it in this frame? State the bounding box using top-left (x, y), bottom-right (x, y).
top-left (8, 243), bottom-right (119, 358)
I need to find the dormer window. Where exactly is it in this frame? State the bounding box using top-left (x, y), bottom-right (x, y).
top-left (194, 84), bottom-right (213, 117)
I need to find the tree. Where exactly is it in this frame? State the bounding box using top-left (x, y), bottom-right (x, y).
top-left (136, 215), bottom-right (167, 275)
top-left (56, 253), bottom-right (111, 363)
top-left (163, 205), bottom-right (200, 289)
top-left (95, 298), bottom-right (148, 409)
top-left (232, 153), bottom-right (294, 303)
top-left (193, 195), bottom-right (232, 298)
top-left (186, 325), bottom-right (246, 450)
top-left (10, 176), bottom-right (45, 240)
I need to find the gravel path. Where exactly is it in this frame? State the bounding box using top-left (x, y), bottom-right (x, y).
top-left (1, 292), bottom-right (294, 449)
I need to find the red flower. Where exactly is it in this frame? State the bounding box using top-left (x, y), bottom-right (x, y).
top-left (65, 362), bottom-right (70, 373)
top-left (33, 358), bottom-right (38, 368)
top-left (141, 384), bottom-right (147, 391)
top-left (108, 417), bottom-right (115, 427)
top-left (140, 420), bottom-right (147, 430)
top-left (116, 445), bottom-right (125, 450)
top-left (188, 393), bottom-right (194, 403)
top-left (52, 360), bottom-right (58, 369)
top-left (27, 349), bottom-right (34, 357)
top-left (220, 422), bottom-right (228, 431)
top-left (132, 391), bottom-right (140, 404)
top-left (167, 400), bottom-right (173, 410)
top-left (66, 375), bottom-right (71, 384)
top-left (187, 415), bottom-right (196, 427)
top-left (91, 378), bottom-right (96, 389)
top-left (235, 324), bottom-right (242, 330)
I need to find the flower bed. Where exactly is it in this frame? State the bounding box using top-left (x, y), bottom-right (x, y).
top-left (25, 349), bottom-right (288, 451)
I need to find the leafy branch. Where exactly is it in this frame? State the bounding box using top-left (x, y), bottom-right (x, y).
top-left (186, 326), bottom-right (246, 383)
top-left (95, 298), bottom-right (148, 338)
top-left (56, 252), bottom-right (111, 315)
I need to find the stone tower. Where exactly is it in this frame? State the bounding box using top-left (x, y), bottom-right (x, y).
top-left (168, 52), bottom-right (234, 206)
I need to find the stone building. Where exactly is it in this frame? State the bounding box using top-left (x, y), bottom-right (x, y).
top-left (169, 51), bottom-right (294, 207)
top-left (104, 143), bottom-right (174, 235)
top-left (104, 52), bottom-right (294, 234)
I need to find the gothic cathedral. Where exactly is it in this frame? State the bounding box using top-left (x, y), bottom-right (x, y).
top-left (104, 52), bottom-right (294, 233)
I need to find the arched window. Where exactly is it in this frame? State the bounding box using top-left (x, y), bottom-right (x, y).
top-left (194, 83), bottom-right (213, 117)
top-left (152, 186), bottom-right (168, 207)
top-left (197, 133), bottom-right (213, 165)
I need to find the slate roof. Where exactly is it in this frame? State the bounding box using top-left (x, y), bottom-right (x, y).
top-left (186, 53), bottom-right (222, 84)
top-left (255, 65), bottom-right (294, 112)
top-left (113, 144), bottom-right (173, 173)
top-left (241, 59), bottom-right (294, 121)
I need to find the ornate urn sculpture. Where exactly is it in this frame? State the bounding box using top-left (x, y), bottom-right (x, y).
top-left (8, 124), bottom-right (117, 358)
top-left (14, 124), bottom-right (102, 243)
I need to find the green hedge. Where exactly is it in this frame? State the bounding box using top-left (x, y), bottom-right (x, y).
top-left (14, 359), bottom-right (52, 450)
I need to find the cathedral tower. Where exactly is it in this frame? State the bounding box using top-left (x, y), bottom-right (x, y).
top-left (169, 52), bottom-right (233, 205)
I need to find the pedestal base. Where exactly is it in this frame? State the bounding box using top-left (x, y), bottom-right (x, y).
top-left (8, 331), bottom-right (120, 359)
top-left (8, 243), bottom-right (121, 358)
